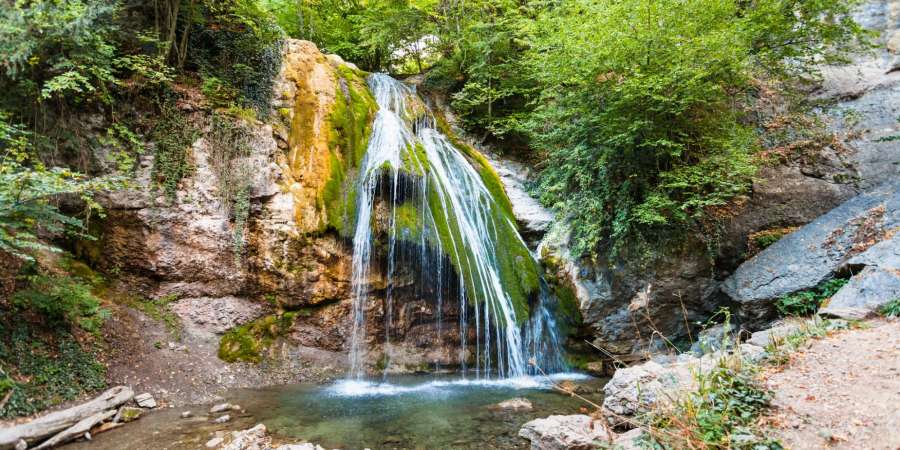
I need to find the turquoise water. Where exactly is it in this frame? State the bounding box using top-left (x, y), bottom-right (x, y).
top-left (65, 374), bottom-right (605, 450)
top-left (229, 374), bottom-right (605, 449)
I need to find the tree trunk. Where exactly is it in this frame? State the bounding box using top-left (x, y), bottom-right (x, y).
top-left (0, 386), bottom-right (133, 449)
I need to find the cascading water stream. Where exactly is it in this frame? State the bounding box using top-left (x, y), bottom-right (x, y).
top-left (346, 73), bottom-right (565, 382)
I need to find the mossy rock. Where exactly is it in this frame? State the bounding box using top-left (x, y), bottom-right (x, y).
top-left (218, 312), bottom-right (297, 363)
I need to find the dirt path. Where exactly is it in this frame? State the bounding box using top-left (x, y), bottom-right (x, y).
top-left (764, 319), bottom-right (900, 450)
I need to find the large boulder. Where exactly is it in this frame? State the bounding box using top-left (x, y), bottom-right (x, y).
top-left (820, 233), bottom-right (900, 319)
top-left (518, 415), bottom-right (611, 450)
top-left (722, 181), bottom-right (900, 324)
top-left (601, 359), bottom-right (696, 427)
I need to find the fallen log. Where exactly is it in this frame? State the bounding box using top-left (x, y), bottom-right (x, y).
top-left (33, 410), bottom-right (116, 450)
top-left (0, 386), bottom-right (133, 450)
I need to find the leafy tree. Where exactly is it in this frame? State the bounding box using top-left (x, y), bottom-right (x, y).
top-left (0, 114), bottom-right (119, 261)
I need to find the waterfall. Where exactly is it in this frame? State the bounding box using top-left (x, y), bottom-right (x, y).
top-left (347, 73), bottom-right (565, 380)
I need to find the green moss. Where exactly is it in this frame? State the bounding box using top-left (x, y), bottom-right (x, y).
top-left (124, 294), bottom-right (182, 340)
top-left (554, 283), bottom-right (582, 326)
top-left (321, 66), bottom-right (378, 236)
top-left (394, 201), bottom-right (424, 240)
top-left (218, 312), bottom-right (298, 363)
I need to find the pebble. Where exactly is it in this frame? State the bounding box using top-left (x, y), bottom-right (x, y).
top-left (210, 403), bottom-right (232, 414)
top-left (181, 411), bottom-right (193, 419)
top-left (214, 414), bottom-right (231, 424)
top-left (134, 392), bottom-right (158, 409)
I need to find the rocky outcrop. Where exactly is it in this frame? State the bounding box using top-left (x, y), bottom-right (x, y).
top-left (723, 181), bottom-right (899, 323)
top-left (820, 233), bottom-right (900, 319)
top-left (484, 154), bottom-right (554, 246)
top-left (600, 343), bottom-right (766, 428)
top-left (818, 0), bottom-right (900, 191)
top-left (518, 415), bottom-right (611, 450)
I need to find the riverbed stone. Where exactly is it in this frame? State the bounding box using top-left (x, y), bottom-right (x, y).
top-left (493, 397), bottom-right (533, 411)
top-left (210, 403), bottom-right (232, 414)
top-left (518, 414), bottom-right (611, 450)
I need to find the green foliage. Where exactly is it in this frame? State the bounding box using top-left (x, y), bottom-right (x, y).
top-left (12, 274), bottom-right (110, 333)
top-left (151, 102), bottom-right (199, 199)
top-left (879, 298), bottom-right (900, 318)
top-left (0, 0), bottom-right (120, 104)
top-left (189, 0), bottom-right (285, 115)
top-left (0, 320), bottom-right (106, 418)
top-left (644, 354), bottom-right (782, 449)
top-left (0, 114), bottom-right (120, 261)
top-left (776, 278), bottom-right (848, 317)
top-left (262, 0), bottom-right (434, 72)
top-left (207, 113), bottom-right (255, 260)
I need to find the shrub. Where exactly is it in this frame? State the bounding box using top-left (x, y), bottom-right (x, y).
top-left (646, 358), bottom-right (782, 449)
top-left (776, 278), bottom-right (848, 317)
top-left (189, 0), bottom-right (284, 116)
top-left (12, 274), bottom-right (109, 333)
top-left (0, 321), bottom-right (106, 418)
top-left (880, 298), bottom-right (900, 318)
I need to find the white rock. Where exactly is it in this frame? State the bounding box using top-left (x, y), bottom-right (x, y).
top-left (213, 414), bottom-right (231, 424)
top-left (746, 323), bottom-right (801, 347)
top-left (601, 360), bottom-right (695, 426)
top-left (518, 414), bottom-right (611, 450)
top-left (134, 393), bottom-right (158, 409)
top-left (181, 411), bottom-right (193, 418)
top-left (206, 437), bottom-right (225, 448)
top-left (613, 428), bottom-right (645, 450)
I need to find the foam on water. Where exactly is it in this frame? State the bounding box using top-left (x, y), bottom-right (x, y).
top-left (326, 373), bottom-right (591, 398)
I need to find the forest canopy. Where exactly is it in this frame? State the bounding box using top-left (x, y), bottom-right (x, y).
top-left (0, 0), bottom-right (870, 264)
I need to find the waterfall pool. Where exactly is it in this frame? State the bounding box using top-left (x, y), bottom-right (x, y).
top-left (64, 373), bottom-right (608, 450)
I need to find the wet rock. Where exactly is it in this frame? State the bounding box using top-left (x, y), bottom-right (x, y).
top-left (134, 393), bottom-right (157, 409)
top-left (214, 414), bottom-right (231, 424)
top-left (181, 411), bottom-right (193, 419)
top-left (584, 361), bottom-right (605, 376)
top-left (485, 154), bottom-right (554, 245)
top-left (492, 397), bottom-right (533, 411)
top-left (222, 424), bottom-right (268, 450)
top-left (206, 437), bottom-right (225, 448)
top-left (14, 439), bottom-right (26, 450)
top-left (518, 414), bottom-right (611, 450)
top-left (210, 403), bottom-right (232, 414)
top-left (722, 181), bottom-right (900, 325)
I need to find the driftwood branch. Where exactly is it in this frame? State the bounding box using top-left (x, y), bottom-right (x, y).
top-left (33, 410), bottom-right (116, 450)
top-left (0, 386), bottom-right (133, 450)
